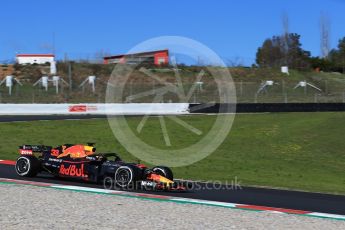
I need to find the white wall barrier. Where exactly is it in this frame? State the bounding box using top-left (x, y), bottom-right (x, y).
top-left (0, 103), bottom-right (190, 115)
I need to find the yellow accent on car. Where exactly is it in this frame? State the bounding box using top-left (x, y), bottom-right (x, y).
top-left (84, 145), bottom-right (95, 154)
top-left (158, 175), bottom-right (174, 186)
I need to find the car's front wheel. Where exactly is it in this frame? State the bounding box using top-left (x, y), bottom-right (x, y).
top-left (15, 156), bottom-right (40, 177)
top-left (152, 166), bottom-right (173, 180)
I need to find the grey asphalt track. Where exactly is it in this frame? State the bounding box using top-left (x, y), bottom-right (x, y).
top-left (1, 164), bottom-right (344, 215)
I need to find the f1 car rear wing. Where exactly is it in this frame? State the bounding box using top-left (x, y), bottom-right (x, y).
top-left (18, 145), bottom-right (52, 155)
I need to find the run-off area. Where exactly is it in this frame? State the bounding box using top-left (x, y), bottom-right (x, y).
top-left (0, 184), bottom-right (344, 229)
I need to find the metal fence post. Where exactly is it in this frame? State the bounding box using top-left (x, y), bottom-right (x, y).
top-left (282, 80), bottom-right (285, 95)
top-left (240, 81), bottom-right (243, 97)
top-left (314, 93), bottom-right (318, 103)
top-left (68, 62), bottom-right (72, 93)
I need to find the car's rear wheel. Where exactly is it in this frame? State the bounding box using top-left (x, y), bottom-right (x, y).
top-left (152, 166), bottom-right (173, 180)
top-left (114, 166), bottom-right (139, 189)
top-left (15, 156), bottom-right (40, 177)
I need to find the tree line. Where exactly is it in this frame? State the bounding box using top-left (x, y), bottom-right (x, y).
top-left (256, 33), bottom-right (345, 72)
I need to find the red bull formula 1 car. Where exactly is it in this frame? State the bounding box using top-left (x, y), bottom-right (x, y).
top-left (15, 143), bottom-right (185, 191)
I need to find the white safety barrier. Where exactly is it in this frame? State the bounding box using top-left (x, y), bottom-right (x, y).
top-left (0, 103), bottom-right (190, 115)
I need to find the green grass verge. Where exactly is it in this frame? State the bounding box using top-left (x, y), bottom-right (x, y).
top-left (1, 113), bottom-right (344, 194)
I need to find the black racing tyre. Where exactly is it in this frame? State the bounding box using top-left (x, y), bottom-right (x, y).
top-left (15, 156), bottom-right (40, 177)
top-left (152, 166), bottom-right (173, 181)
top-left (114, 165), bottom-right (140, 189)
top-left (102, 176), bottom-right (114, 190)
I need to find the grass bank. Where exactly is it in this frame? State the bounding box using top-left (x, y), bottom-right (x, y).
top-left (0, 112), bottom-right (344, 194)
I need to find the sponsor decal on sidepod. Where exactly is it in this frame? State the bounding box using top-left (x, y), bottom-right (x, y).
top-left (59, 164), bottom-right (87, 178)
